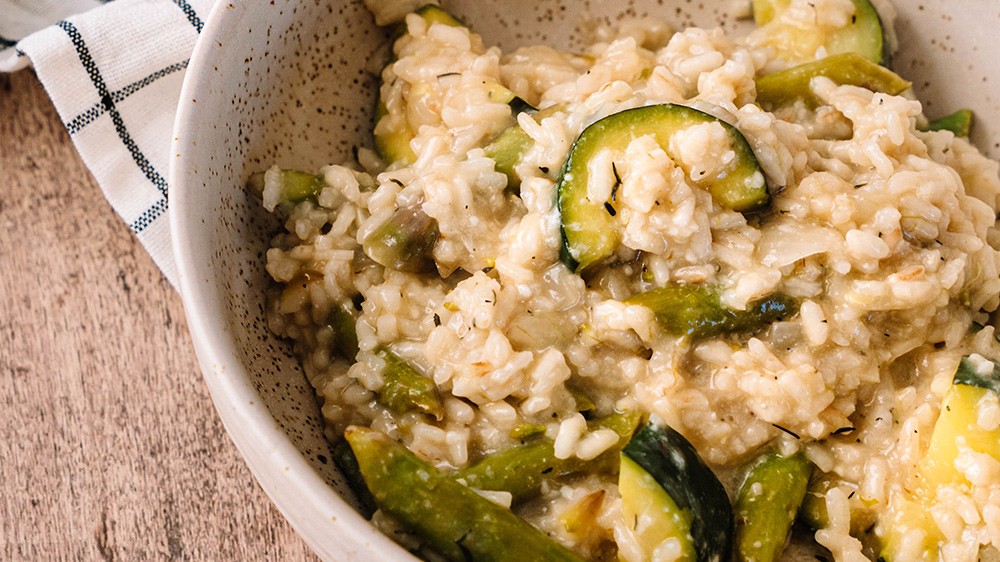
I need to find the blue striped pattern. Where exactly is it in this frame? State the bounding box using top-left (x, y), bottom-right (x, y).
top-left (65, 59), bottom-right (189, 134)
top-left (130, 198), bottom-right (170, 233)
top-left (59, 20), bottom-right (169, 202)
top-left (55, 0), bottom-right (204, 234)
top-left (172, 0), bottom-right (204, 32)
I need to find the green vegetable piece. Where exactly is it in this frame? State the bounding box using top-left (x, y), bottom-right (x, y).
top-left (621, 423), bottom-right (733, 562)
top-left (483, 80), bottom-right (535, 115)
top-left (362, 205), bottom-right (439, 273)
top-left (924, 109), bottom-right (973, 137)
top-left (331, 440), bottom-right (377, 518)
top-left (247, 168), bottom-right (324, 204)
top-left (559, 490), bottom-right (606, 535)
top-left (327, 301), bottom-right (359, 360)
top-left (755, 52), bottom-right (911, 110)
top-left (753, 0), bottom-right (886, 65)
top-left (920, 354), bottom-right (1000, 485)
top-left (953, 354), bottom-right (1000, 393)
top-left (508, 422), bottom-right (546, 440)
top-left (373, 100), bottom-right (417, 166)
top-left (485, 125), bottom-right (532, 191)
top-left (376, 348), bottom-right (444, 419)
top-left (619, 454), bottom-right (696, 561)
top-left (735, 452), bottom-right (812, 562)
top-left (799, 475), bottom-right (835, 531)
top-left (344, 426), bottom-right (587, 562)
top-left (883, 355), bottom-right (1000, 560)
top-left (386, 4), bottom-right (465, 43)
top-left (485, 104), bottom-right (561, 192)
top-left (625, 285), bottom-right (797, 339)
top-left (750, 0), bottom-right (780, 26)
top-left (568, 386), bottom-right (596, 414)
top-left (457, 410), bottom-right (641, 504)
top-left (414, 4), bottom-right (464, 27)
top-left (557, 104), bottom-right (768, 272)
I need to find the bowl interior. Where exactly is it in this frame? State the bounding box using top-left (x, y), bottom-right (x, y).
top-left (170, 1), bottom-right (1000, 559)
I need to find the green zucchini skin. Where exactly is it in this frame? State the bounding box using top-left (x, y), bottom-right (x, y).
top-left (734, 452), bottom-right (812, 562)
top-left (556, 104), bottom-right (768, 272)
top-left (752, 0), bottom-right (887, 65)
top-left (953, 354), bottom-right (1000, 394)
top-left (824, 0), bottom-right (886, 65)
top-left (622, 423), bottom-right (734, 562)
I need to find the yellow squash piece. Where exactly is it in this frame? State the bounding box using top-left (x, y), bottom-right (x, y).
top-left (618, 455), bottom-right (696, 562)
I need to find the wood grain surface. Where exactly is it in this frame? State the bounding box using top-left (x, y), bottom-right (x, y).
top-left (0, 71), bottom-right (318, 561)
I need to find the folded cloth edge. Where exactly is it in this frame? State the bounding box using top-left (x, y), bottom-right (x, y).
top-left (2, 0), bottom-right (217, 289)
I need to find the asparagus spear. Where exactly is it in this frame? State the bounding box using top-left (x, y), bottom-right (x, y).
top-left (345, 426), bottom-right (587, 562)
top-left (456, 410), bottom-right (641, 504)
top-left (924, 109), bottom-right (973, 137)
top-left (375, 348), bottom-right (444, 420)
top-left (362, 205), bottom-right (439, 273)
top-left (331, 440), bottom-right (378, 518)
top-left (734, 452), bottom-right (812, 562)
top-left (625, 285), bottom-right (797, 339)
top-left (755, 52), bottom-right (910, 109)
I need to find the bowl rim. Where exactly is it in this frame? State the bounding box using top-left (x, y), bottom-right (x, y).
top-left (167, 1), bottom-right (416, 560)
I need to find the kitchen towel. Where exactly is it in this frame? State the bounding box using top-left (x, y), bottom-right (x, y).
top-left (2, 0), bottom-right (217, 287)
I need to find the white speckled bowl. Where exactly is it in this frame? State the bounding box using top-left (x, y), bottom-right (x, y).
top-left (169, 1), bottom-right (1000, 560)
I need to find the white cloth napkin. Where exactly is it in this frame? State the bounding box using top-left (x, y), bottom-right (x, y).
top-left (2, 0), bottom-right (217, 287)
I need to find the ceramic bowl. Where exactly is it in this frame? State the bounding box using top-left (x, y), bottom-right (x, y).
top-left (168, 1), bottom-right (1000, 559)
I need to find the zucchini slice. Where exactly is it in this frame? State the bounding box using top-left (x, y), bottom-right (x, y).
top-left (734, 452), bottom-right (812, 562)
top-left (753, 0), bottom-right (887, 65)
top-left (557, 104), bottom-right (768, 272)
top-left (755, 52), bottom-right (910, 110)
top-left (921, 355), bottom-right (1000, 485)
top-left (624, 285), bottom-right (797, 339)
top-left (620, 423), bottom-right (733, 562)
top-left (882, 355), bottom-right (1000, 561)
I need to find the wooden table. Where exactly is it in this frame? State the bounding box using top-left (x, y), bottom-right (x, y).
top-left (1, 71), bottom-right (318, 560)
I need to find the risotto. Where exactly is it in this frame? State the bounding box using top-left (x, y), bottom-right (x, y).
top-left (255, 0), bottom-right (1000, 560)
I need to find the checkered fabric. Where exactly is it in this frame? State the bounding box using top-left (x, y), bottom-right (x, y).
top-left (1, 0), bottom-right (217, 287)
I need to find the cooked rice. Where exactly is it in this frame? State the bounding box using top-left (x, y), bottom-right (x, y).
top-left (260, 1), bottom-right (1000, 560)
